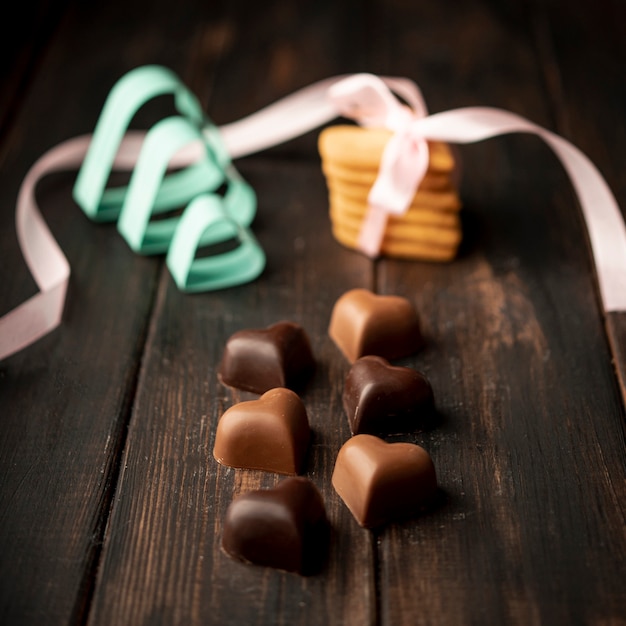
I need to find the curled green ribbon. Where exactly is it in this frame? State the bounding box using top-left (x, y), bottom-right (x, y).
top-left (73, 64), bottom-right (265, 291)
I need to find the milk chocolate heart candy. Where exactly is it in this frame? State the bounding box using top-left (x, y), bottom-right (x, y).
top-left (343, 356), bottom-right (434, 435)
top-left (332, 434), bottom-right (437, 528)
top-left (218, 321), bottom-right (315, 394)
top-left (222, 477), bottom-right (330, 575)
top-left (213, 388), bottom-right (310, 475)
top-left (328, 288), bottom-right (423, 363)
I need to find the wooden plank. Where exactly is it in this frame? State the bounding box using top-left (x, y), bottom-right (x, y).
top-left (2, 0), bottom-right (623, 624)
top-left (374, 1), bottom-right (626, 624)
top-left (86, 2), bottom-right (378, 625)
top-left (0, 2), bottom-right (179, 624)
top-left (606, 313), bottom-right (626, 408)
top-left (87, 157), bottom-right (375, 626)
top-left (531, 0), bottom-right (626, 409)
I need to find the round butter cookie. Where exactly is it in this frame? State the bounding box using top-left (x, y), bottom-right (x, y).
top-left (332, 212), bottom-right (462, 248)
top-left (318, 126), bottom-right (457, 173)
top-left (331, 223), bottom-right (459, 262)
top-left (322, 161), bottom-right (453, 192)
top-left (326, 178), bottom-right (462, 211)
top-left (329, 192), bottom-right (461, 229)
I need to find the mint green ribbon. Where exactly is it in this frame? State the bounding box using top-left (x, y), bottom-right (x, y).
top-left (73, 65), bottom-right (265, 291)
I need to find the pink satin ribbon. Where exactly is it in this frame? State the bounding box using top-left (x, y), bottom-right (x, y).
top-left (327, 74), bottom-right (431, 256)
top-left (2, 73), bottom-right (625, 361)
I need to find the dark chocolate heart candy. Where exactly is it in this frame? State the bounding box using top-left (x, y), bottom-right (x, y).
top-left (213, 387), bottom-right (310, 475)
top-left (343, 355), bottom-right (434, 435)
top-left (218, 320), bottom-right (315, 394)
top-left (222, 477), bottom-right (330, 575)
top-left (328, 288), bottom-right (423, 363)
top-left (332, 434), bottom-right (437, 528)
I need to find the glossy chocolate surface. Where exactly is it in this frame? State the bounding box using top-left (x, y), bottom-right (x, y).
top-left (331, 434), bottom-right (437, 528)
top-left (328, 288), bottom-right (423, 363)
top-left (222, 477), bottom-right (330, 575)
top-left (213, 388), bottom-right (310, 475)
top-left (218, 320), bottom-right (315, 394)
top-left (343, 356), bottom-right (434, 435)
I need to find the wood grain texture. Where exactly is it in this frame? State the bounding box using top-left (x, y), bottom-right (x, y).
top-left (87, 158), bottom-right (376, 626)
top-left (533, 0), bottom-right (626, 413)
top-left (0, 0), bottom-right (624, 625)
top-left (0, 0), bottom-right (203, 622)
top-left (0, 12), bottom-right (162, 626)
top-left (606, 312), bottom-right (626, 412)
top-left (372, 1), bottom-right (626, 625)
top-left (85, 3), bottom-right (380, 624)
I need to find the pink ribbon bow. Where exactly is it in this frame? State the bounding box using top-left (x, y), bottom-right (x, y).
top-left (327, 74), bottom-right (432, 257)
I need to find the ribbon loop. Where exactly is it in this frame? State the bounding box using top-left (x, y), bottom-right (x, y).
top-left (166, 194), bottom-right (265, 292)
top-left (115, 116), bottom-right (217, 253)
top-left (72, 64), bottom-right (257, 271)
top-left (73, 65), bottom-right (206, 222)
top-left (328, 74), bottom-right (413, 129)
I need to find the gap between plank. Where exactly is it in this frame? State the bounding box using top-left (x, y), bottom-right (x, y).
top-left (529, 1), bottom-right (626, 415)
top-left (372, 529), bottom-right (382, 626)
top-left (69, 265), bottom-right (164, 626)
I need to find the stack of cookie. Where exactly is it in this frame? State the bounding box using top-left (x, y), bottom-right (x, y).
top-left (318, 125), bottom-right (462, 261)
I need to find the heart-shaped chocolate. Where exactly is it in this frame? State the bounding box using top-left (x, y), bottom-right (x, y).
top-left (222, 477), bottom-right (330, 575)
top-left (328, 288), bottom-right (423, 363)
top-left (343, 356), bottom-right (434, 435)
top-left (332, 434), bottom-right (437, 528)
top-left (213, 388), bottom-right (310, 475)
top-left (218, 321), bottom-right (315, 394)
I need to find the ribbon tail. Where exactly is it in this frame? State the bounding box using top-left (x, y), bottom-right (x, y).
top-left (362, 134), bottom-right (430, 257)
top-left (0, 132), bottom-right (166, 361)
top-left (0, 282), bottom-right (68, 360)
top-left (358, 205), bottom-right (389, 258)
top-left (0, 138), bottom-right (83, 360)
top-left (416, 107), bottom-right (626, 313)
top-left (369, 133), bottom-right (430, 216)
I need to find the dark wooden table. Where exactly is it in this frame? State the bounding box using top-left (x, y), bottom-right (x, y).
top-left (2, 1), bottom-right (625, 624)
